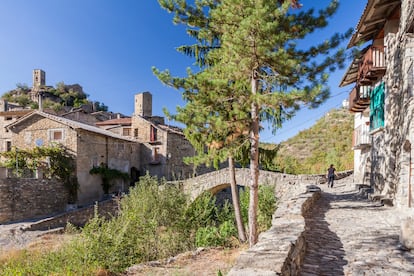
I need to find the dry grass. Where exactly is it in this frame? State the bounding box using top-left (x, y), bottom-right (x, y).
top-left (1, 232), bottom-right (246, 276)
top-left (125, 245), bottom-right (247, 276)
top-left (0, 233), bottom-right (73, 264)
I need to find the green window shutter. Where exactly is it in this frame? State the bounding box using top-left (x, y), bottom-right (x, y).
top-left (369, 82), bottom-right (385, 130)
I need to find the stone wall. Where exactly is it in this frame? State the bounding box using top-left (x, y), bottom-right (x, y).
top-left (26, 197), bottom-right (120, 231)
top-left (228, 183), bottom-right (321, 275)
top-left (366, 1), bottom-right (414, 211)
top-left (0, 178), bottom-right (68, 223)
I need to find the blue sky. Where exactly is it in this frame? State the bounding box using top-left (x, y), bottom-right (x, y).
top-left (0, 0), bottom-right (366, 143)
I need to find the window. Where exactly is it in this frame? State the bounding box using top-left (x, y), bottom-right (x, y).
top-left (6, 141), bottom-right (11, 152)
top-left (150, 126), bottom-right (157, 142)
top-left (5, 117), bottom-right (12, 121)
top-left (370, 82), bottom-right (385, 130)
top-left (134, 128), bottom-right (139, 138)
top-left (122, 127), bottom-right (131, 136)
top-left (49, 129), bottom-right (64, 141)
top-left (151, 147), bottom-right (160, 164)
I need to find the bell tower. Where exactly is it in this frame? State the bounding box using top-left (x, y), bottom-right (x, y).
top-left (32, 69), bottom-right (45, 90)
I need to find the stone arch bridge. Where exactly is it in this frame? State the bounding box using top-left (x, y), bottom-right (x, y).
top-left (170, 168), bottom-right (353, 200)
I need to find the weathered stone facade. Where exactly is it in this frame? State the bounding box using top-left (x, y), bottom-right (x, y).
top-left (130, 92), bottom-right (201, 181)
top-left (0, 178), bottom-right (68, 223)
top-left (6, 111), bottom-right (140, 206)
top-left (342, 0), bottom-right (414, 211)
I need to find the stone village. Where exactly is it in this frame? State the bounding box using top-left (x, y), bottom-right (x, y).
top-left (0, 69), bottom-right (211, 223)
top-left (0, 0), bottom-right (414, 273)
top-left (1, 0), bottom-right (414, 231)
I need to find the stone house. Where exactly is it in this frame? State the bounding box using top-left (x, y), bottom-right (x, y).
top-left (6, 110), bottom-right (140, 206)
top-left (97, 92), bottom-right (208, 181)
top-left (0, 105), bottom-right (32, 153)
top-left (340, 0), bottom-right (414, 210)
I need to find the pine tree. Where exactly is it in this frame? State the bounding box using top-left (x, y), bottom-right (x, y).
top-left (205, 0), bottom-right (350, 246)
top-left (157, 0), bottom-right (352, 246)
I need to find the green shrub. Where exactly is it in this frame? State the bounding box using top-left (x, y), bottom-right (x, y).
top-left (0, 175), bottom-right (277, 275)
top-left (240, 185), bottom-right (277, 232)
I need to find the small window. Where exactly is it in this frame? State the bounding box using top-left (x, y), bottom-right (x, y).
top-left (6, 141), bottom-right (11, 152)
top-left (5, 117), bottom-right (12, 121)
top-left (134, 128), bottom-right (138, 138)
top-left (49, 129), bottom-right (64, 141)
top-left (123, 128), bottom-right (131, 136)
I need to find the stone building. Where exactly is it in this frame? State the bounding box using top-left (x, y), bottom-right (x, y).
top-left (98, 92), bottom-right (202, 181)
top-left (340, 0), bottom-right (414, 210)
top-left (6, 111), bottom-right (140, 206)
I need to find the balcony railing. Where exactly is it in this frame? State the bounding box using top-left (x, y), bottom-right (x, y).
top-left (353, 123), bottom-right (371, 149)
top-left (349, 85), bottom-right (371, 112)
top-left (358, 45), bottom-right (386, 85)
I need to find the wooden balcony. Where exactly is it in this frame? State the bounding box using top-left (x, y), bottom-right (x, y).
top-left (358, 45), bottom-right (386, 85)
top-left (353, 124), bottom-right (371, 150)
top-left (349, 85), bottom-right (371, 113)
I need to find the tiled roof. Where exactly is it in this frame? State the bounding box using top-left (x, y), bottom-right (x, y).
top-left (157, 124), bottom-right (184, 136)
top-left (6, 111), bottom-right (136, 142)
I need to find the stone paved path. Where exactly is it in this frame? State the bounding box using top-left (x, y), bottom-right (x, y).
top-left (300, 178), bottom-right (414, 276)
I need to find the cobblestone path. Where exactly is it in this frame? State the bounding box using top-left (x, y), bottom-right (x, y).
top-left (300, 179), bottom-right (414, 276)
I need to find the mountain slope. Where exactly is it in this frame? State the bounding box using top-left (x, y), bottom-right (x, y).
top-left (265, 108), bottom-right (354, 174)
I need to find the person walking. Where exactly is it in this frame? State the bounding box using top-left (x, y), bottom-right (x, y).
top-left (327, 164), bottom-right (336, 188)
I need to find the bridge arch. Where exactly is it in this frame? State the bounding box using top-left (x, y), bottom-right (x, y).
top-left (169, 168), bottom-right (352, 201)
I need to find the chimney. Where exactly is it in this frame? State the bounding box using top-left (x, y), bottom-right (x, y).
top-left (38, 92), bottom-right (43, 111)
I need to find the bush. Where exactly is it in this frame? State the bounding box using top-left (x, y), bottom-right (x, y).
top-left (0, 176), bottom-right (277, 275)
top-left (240, 185), bottom-right (277, 232)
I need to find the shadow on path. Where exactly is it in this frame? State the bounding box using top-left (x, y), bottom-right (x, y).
top-left (299, 191), bottom-right (349, 276)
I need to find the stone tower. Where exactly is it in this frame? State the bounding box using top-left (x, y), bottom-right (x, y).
top-left (135, 92), bottom-right (152, 117)
top-left (31, 69), bottom-right (45, 103)
top-left (32, 69), bottom-right (45, 90)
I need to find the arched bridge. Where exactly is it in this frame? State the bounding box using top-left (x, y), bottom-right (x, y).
top-left (170, 168), bottom-right (353, 200)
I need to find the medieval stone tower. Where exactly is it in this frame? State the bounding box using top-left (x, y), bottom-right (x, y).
top-left (32, 69), bottom-right (45, 89)
top-left (134, 92), bottom-right (152, 117)
top-left (31, 69), bottom-right (46, 102)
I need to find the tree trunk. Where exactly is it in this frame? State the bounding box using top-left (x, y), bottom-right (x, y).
top-left (249, 72), bottom-right (260, 246)
top-left (228, 156), bottom-right (247, 242)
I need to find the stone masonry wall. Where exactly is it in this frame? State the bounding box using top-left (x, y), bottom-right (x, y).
top-left (228, 185), bottom-right (320, 275)
top-left (26, 197), bottom-right (120, 231)
top-left (226, 171), bottom-right (352, 275)
top-left (0, 178), bottom-right (68, 223)
top-left (179, 168), bottom-right (353, 200)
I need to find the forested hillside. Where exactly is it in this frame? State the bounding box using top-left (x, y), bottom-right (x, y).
top-left (261, 108), bottom-right (354, 175)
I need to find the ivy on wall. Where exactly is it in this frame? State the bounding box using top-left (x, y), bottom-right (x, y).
top-left (89, 163), bottom-right (129, 194)
top-left (0, 144), bottom-right (78, 203)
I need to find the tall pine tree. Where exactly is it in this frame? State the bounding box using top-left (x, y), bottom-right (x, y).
top-left (157, 0), bottom-right (352, 246)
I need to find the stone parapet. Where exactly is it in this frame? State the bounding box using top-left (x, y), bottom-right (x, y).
top-left (25, 198), bottom-right (120, 231)
top-left (228, 184), bottom-right (321, 276)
